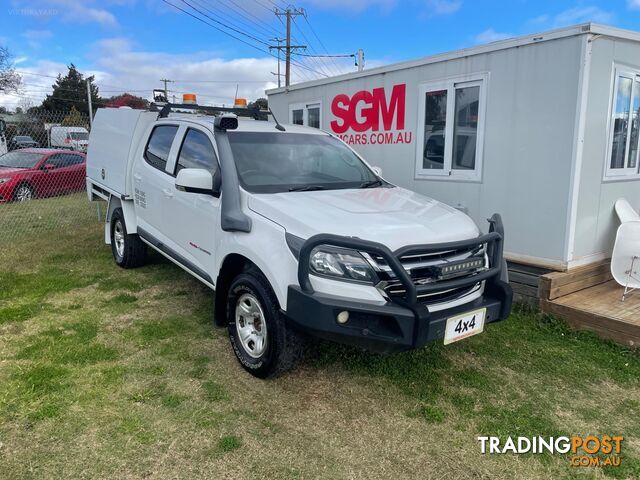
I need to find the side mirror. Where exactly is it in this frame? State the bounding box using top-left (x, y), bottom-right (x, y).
top-left (371, 166), bottom-right (382, 176)
top-left (43, 163), bottom-right (56, 170)
top-left (175, 168), bottom-right (219, 196)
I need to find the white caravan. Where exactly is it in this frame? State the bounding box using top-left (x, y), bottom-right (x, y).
top-left (86, 103), bottom-right (513, 378)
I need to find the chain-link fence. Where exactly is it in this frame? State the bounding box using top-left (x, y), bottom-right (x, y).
top-left (0, 109), bottom-right (102, 247)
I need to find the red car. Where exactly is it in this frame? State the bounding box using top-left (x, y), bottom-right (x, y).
top-left (0, 148), bottom-right (86, 202)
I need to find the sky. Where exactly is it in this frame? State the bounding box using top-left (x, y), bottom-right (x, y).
top-left (2, 0), bottom-right (640, 110)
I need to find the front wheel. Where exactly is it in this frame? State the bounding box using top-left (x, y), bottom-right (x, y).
top-left (227, 267), bottom-right (303, 378)
top-left (14, 184), bottom-right (33, 202)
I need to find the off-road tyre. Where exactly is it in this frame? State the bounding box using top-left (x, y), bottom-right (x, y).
top-left (227, 266), bottom-right (304, 378)
top-left (110, 207), bottom-right (146, 268)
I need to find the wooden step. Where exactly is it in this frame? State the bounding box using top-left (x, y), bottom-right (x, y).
top-left (539, 260), bottom-right (612, 301)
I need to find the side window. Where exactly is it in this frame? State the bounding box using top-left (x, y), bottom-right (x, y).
top-left (415, 75), bottom-right (486, 181)
top-left (175, 129), bottom-right (218, 175)
top-left (292, 109), bottom-right (303, 125)
top-left (290, 102), bottom-right (322, 128)
top-left (45, 154), bottom-right (66, 168)
top-left (144, 125), bottom-right (178, 171)
top-left (606, 68), bottom-right (640, 178)
top-left (65, 154), bottom-right (84, 166)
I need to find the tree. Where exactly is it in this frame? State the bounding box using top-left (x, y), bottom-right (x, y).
top-left (61, 106), bottom-right (88, 127)
top-left (0, 46), bottom-right (21, 92)
top-left (249, 97), bottom-right (268, 110)
top-left (40, 64), bottom-right (101, 114)
top-left (104, 93), bottom-right (149, 109)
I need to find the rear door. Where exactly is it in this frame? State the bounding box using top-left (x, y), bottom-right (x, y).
top-left (63, 153), bottom-right (86, 190)
top-left (132, 123), bottom-right (180, 247)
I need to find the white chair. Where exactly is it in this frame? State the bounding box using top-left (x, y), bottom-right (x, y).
top-left (611, 199), bottom-right (640, 301)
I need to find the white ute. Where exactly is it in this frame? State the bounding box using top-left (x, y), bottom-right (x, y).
top-left (86, 102), bottom-right (513, 378)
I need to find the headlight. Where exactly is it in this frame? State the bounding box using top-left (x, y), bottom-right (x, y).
top-left (0, 178), bottom-right (9, 184)
top-left (309, 246), bottom-right (377, 283)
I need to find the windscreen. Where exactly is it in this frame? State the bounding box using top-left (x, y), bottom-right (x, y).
top-left (227, 132), bottom-right (378, 193)
top-left (0, 151), bottom-right (43, 168)
top-left (69, 132), bottom-right (89, 140)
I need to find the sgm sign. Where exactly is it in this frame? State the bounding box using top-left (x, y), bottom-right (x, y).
top-left (330, 84), bottom-right (412, 145)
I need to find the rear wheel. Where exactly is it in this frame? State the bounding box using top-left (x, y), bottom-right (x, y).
top-left (227, 267), bottom-right (303, 378)
top-left (13, 184), bottom-right (33, 202)
top-left (110, 207), bottom-right (146, 268)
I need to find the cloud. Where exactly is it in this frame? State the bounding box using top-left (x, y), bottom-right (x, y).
top-left (22, 29), bottom-right (53, 49)
top-left (531, 6), bottom-right (614, 28)
top-left (425, 0), bottom-right (462, 16)
top-left (302, 0), bottom-right (397, 13)
top-left (474, 28), bottom-right (512, 44)
top-left (88, 37), bottom-right (280, 104)
top-left (628, 0), bottom-right (640, 10)
top-left (22, 29), bottom-right (53, 40)
top-left (0, 34), bottom-right (381, 112)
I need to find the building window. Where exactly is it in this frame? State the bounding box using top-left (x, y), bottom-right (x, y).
top-left (289, 102), bottom-right (322, 128)
top-left (292, 109), bottom-right (303, 125)
top-left (415, 75), bottom-right (486, 181)
top-left (606, 69), bottom-right (640, 178)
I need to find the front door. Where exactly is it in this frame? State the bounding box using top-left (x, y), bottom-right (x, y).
top-left (163, 126), bottom-right (220, 283)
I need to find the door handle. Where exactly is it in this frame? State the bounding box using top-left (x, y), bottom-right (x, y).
top-left (133, 173), bottom-right (142, 182)
top-left (162, 188), bottom-right (174, 198)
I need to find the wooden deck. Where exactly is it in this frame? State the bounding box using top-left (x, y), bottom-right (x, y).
top-left (539, 261), bottom-right (640, 347)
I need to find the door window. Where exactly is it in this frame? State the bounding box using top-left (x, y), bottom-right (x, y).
top-left (144, 125), bottom-right (178, 171)
top-left (45, 154), bottom-right (68, 168)
top-left (175, 129), bottom-right (218, 176)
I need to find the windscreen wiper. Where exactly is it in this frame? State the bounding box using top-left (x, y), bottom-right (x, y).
top-left (288, 185), bottom-right (326, 192)
top-left (359, 179), bottom-right (383, 188)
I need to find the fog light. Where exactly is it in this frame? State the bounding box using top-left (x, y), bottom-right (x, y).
top-left (337, 311), bottom-right (349, 324)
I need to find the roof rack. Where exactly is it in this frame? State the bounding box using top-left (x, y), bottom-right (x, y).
top-left (153, 103), bottom-right (269, 121)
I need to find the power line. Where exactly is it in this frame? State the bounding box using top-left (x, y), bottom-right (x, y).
top-left (292, 52), bottom-right (354, 58)
top-left (290, 16), bottom-right (336, 77)
top-left (192, 0), bottom-right (275, 43)
top-left (301, 12), bottom-right (345, 75)
top-left (180, 0), bottom-right (271, 46)
top-left (272, 9), bottom-right (328, 79)
top-left (162, 0), bottom-right (328, 80)
top-left (218, 0), bottom-right (281, 38)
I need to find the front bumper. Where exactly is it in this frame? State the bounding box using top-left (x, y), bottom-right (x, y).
top-left (285, 214), bottom-right (513, 353)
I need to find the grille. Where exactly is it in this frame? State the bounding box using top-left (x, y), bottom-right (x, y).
top-left (369, 243), bottom-right (487, 305)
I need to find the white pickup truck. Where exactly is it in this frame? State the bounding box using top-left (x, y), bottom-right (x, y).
top-left (86, 103), bottom-right (512, 378)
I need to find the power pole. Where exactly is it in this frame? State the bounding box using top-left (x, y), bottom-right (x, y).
top-left (274, 8), bottom-right (305, 87)
top-left (357, 49), bottom-right (365, 72)
top-left (160, 78), bottom-right (174, 100)
top-left (86, 79), bottom-right (93, 128)
top-left (269, 37), bottom-right (285, 88)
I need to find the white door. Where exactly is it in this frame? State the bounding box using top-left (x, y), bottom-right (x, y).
top-left (163, 126), bottom-right (220, 283)
top-left (132, 123), bottom-right (180, 246)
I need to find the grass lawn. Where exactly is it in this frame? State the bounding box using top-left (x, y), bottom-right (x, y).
top-left (1, 197), bottom-right (640, 479)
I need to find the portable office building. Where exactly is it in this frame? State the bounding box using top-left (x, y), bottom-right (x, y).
top-left (267, 23), bottom-right (640, 286)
